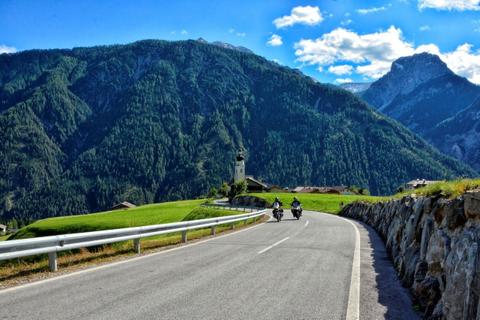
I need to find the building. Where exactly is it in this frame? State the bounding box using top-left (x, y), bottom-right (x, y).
top-left (234, 149), bottom-right (245, 183)
top-left (232, 149), bottom-right (268, 192)
top-left (292, 186), bottom-right (347, 194)
top-left (110, 201), bottom-right (137, 210)
top-left (406, 179), bottom-right (439, 190)
top-left (245, 176), bottom-right (268, 192)
top-left (0, 224), bottom-right (6, 234)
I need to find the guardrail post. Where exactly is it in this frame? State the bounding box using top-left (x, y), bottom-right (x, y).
top-left (48, 252), bottom-right (58, 272)
top-left (231, 223), bottom-right (235, 230)
top-left (211, 226), bottom-right (216, 236)
top-left (182, 230), bottom-right (188, 243)
top-left (133, 239), bottom-right (141, 254)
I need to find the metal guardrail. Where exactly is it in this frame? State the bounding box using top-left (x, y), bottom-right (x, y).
top-left (0, 209), bottom-right (267, 272)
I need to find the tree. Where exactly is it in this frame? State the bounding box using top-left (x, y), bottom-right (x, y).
top-left (208, 187), bottom-right (218, 198)
top-left (219, 182), bottom-right (229, 197)
top-left (228, 180), bottom-right (247, 202)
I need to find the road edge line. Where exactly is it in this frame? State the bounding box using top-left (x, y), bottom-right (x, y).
top-left (339, 216), bottom-right (361, 320)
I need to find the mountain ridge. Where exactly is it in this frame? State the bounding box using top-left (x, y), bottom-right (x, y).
top-left (0, 39), bottom-right (475, 221)
top-left (362, 52), bottom-right (480, 169)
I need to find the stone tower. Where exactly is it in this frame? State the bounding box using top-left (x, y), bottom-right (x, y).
top-left (234, 149), bottom-right (245, 182)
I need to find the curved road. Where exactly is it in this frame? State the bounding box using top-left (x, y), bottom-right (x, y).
top-left (0, 211), bottom-right (418, 319)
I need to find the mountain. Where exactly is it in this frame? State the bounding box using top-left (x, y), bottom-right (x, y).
top-left (339, 82), bottom-right (372, 94)
top-left (363, 53), bottom-right (462, 110)
top-left (0, 40), bottom-right (475, 221)
top-left (426, 98), bottom-right (480, 171)
top-left (362, 53), bottom-right (480, 166)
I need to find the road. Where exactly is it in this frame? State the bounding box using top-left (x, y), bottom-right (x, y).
top-left (0, 211), bottom-right (418, 320)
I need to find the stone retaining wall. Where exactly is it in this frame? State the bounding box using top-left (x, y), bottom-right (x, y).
top-left (340, 190), bottom-right (480, 319)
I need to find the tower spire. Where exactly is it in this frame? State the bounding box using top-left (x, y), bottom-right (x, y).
top-left (234, 149), bottom-right (245, 182)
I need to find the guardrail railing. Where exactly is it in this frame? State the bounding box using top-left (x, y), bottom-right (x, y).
top-left (0, 209), bottom-right (267, 272)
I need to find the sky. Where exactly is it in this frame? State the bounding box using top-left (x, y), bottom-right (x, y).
top-left (1, 0), bottom-right (480, 84)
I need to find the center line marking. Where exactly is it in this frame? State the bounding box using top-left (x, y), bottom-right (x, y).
top-left (258, 237), bottom-right (290, 254)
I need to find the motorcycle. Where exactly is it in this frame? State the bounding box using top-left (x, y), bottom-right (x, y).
top-left (272, 202), bottom-right (284, 222)
top-left (291, 204), bottom-right (302, 220)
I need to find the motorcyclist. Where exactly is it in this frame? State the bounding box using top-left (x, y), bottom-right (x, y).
top-left (291, 196), bottom-right (301, 208)
top-left (273, 197), bottom-right (283, 207)
top-left (291, 196), bottom-right (303, 218)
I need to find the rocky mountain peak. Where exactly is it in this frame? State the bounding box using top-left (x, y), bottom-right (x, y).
top-left (363, 53), bottom-right (453, 110)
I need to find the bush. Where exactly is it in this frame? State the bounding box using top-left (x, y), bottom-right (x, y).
top-left (228, 181), bottom-right (247, 202)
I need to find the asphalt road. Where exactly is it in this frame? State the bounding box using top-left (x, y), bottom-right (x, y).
top-left (0, 211), bottom-right (418, 320)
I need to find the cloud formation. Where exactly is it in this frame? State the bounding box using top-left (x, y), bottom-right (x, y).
top-left (273, 6), bottom-right (323, 28)
top-left (357, 6), bottom-right (387, 14)
top-left (418, 0), bottom-right (480, 11)
top-left (294, 26), bottom-right (480, 83)
top-left (0, 45), bottom-right (16, 54)
top-left (335, 78), bottom-right (353, 84)
top-left (267, 34), bottom-right (283, 46)
top-left (328, 65), bottom-right (353, 75)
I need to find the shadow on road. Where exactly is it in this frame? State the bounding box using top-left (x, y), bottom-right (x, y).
top-left (265, 218), bottom-right (302, 223)
top-left (354, 220), bottom-right (421, 320)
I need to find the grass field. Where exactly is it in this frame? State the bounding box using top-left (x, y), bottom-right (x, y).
top-left (397, 178), bottom-right (480, 199)
top-left (10, 199), bottom-right (238, 240)
top-left (248, 192), bottom-right (387, 214)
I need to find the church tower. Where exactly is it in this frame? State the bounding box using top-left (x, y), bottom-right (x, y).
top-left (234, 149), bottom-right (245, 182)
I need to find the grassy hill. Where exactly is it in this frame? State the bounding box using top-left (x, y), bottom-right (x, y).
top-left (10, 199), bottom-right (241, 239)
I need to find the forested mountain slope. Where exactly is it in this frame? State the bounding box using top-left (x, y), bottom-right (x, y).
top-left (362, 53), bottom-right (480, 168)
top-left (426, 98), bottom-right (480, 171)
top-left (0, 40), bottom-right (475, 221)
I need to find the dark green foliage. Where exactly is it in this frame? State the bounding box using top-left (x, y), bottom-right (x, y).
top-left (229, 180), bottom-right (247, 201)
top-left (219, 182), bottom-right (229, 197)
top-left (0, 40), bottom-right (476, 221)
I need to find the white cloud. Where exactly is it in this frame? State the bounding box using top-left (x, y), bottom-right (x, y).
top-left (418, 0), bottom-right (480, 11)
top-left (180, 30), bottom-right (188, 35)
top-left (335, 78), bottom-right (353, 84)
top-left (295, 26), bottom-right (414, 78)
top-left (442, 44), bottom-right (480, 83)
top-left (419, 25), bottom-right (431, 31)
top-left (328, 65), bottom-right (354, 75)
top-left (294, 26), bottom-right (480, 83)
top-left (229, 28), bottom-right (246, 37)
top-left (267, 34), bottom-right (283, 47)
top-left (357, 6), bottom-right (387, 14)
top-left (273, 6), bottom-right (323, 28)
top-left (0, 45), bottom-right (16, 54)
top-left (341, 19), bottom-right (353, 26)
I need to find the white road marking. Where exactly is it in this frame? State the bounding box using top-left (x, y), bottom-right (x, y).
top-left (338, 217), bottom-right (361, 320)
top-left (0, 219), bottom-right (267, 294)
top-left (304, 220), bottom-right (309, 228)
top-left (257, 236), bottom-right (290, 254)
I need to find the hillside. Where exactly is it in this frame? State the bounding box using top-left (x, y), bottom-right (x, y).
top-left (0, 39), bottom-right (476, 221)
top-left (362, 53), bottom-right (480, 168)
top-left (426, 99), bottom-right (480, 170)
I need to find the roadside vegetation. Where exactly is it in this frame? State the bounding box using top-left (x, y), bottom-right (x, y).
top-left (248, 192), bottom-right (386, 214)
top-left (0, 200), bottom-right (264, 287)
top-left (396, 178), bottom-right (480, 199)
top-left (10, 199), bottom-right (206, 240)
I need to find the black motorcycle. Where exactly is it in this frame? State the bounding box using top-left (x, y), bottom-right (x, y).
top-left (291, 204), bottom-right (302, 220)
top-left (272, 202), bottom-right (284, 222)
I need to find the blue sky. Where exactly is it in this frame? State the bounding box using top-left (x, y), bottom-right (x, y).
top-left (1, 0), bottom-right (480, 83)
